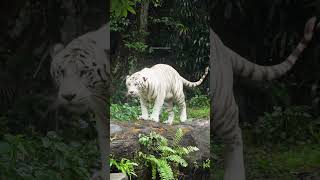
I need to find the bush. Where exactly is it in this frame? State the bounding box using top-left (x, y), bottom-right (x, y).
top-left (0, 132), bottom-right (99, 179)
top-left (253, 106), bottom-right (320, 145)
top-left (111, 103), bottom-right (140, 121)
top-left (187, 95), bottom-right (209, 108)
top-left (110, 157), bottom-right (138, 180)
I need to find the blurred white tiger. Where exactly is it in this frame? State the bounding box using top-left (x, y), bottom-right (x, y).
top-left (210, 17), bottom-right (319, 180)
top-left (50, 23), bottom-right (110, 180)
top-left (126, 64), bottom-right (209, 124)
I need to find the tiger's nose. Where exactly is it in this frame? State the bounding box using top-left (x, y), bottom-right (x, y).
top-left (61, 93), bottom-right (76, 102)
top-left (129, 91), bottom-right (134, 94)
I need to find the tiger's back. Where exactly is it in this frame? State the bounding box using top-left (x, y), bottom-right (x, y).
top-left (150, 64), bottom-right (184, 97)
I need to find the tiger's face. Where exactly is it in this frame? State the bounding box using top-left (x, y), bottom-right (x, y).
top-left (50, 43), bottom-right (102, 108)
top-left (53, 62), bottom-right (93, 106)
top-left (126, 72), bottom-right (148, 97)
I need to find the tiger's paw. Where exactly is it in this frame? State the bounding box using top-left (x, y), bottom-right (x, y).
top-left (163, 120), bottom-right (173, 125)
top-left (164, 116), bottom-right (174, 124)
top-left (180, 116), bottom-right (187, 123)
top-left (138, 115), bottom-right (149, 120)
top-left (150, 115), bottom-right (159, 122)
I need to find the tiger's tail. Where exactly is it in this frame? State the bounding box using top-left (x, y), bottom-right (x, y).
top-left (181, 66), bottom-right (209, 87)
top-left (231, 16), bottom-right (318, 81)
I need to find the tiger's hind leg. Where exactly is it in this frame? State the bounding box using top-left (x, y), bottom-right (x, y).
top-left (214, 98), bottom-right (245, 180)
top-left (177, 93), bottom-right (187, 122)
top-left (222, 127), bottom-right (245, 180)
top-left (164, 98), bottom-right (174, 124)
top-left (150, 93), bottom-right (165, 122)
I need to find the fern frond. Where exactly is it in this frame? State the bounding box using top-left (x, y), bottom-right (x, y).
top-left (166, 155), bottom-right (188, 167)
top-left (175, 147), bottom-right (189, 155)
top-left (157, 159), bottom-right (174, 180)
top-left (145, 155), bottom-right (174, 180)
top-left (186, 146), bottom-right (199, 153)
top-left (173, 128), bottom-right (183, 147)
top-left (158, 136), bottom-right (168, 147)
top-left (151, 162), bottom-right (157, 180)
top-left (176, 146), bottom-right (199, 156)
top-left (144, 155), bottom-right (159, 180)
top-left (138, 130), bottom-right (200, 180)
top-left (158, 145), bottom-right (176, 154)
top-left (144, 154), bottom-right (158, 164)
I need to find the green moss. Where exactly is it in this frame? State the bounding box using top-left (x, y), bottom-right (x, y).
top-left (187, 107), bottom-right (209, 119)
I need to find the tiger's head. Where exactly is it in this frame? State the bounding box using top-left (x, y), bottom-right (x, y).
top-left (50, 42), bottom-right (108, 109)
top-left (125, 71), bottom-right (148, 97)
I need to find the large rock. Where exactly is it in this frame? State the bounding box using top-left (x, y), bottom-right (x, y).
top-left (110, 119), bottom-right (210, 162)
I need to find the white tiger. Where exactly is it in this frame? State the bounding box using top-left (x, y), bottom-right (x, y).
top-left (126, 64), bottom-right (209, 124)
top-left (50, 23), bottom-right (110, 180)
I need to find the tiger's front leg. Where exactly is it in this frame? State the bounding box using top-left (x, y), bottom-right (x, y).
top-left (94, 118), bottom-right (108, 180)
top-left (88, 98), bottom-right (109, 180)
top-left (138, 97), bottom-right (149, 120)
top-left (163, 99), bottom-right (174, 124)
top-left (150, 94), bottom-right (165, 122)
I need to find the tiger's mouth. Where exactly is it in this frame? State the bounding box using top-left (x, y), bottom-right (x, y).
top-left (57, 95), bottom-right (89, 106)
top-left (47, 98), bottom-right (89, 115)
top-left (55, 99), bottom-right (89, 114)
top-left (66, 101), bottom-right (84, 106)
top-left (58, 99), bottom-right (84, 107)
top-left (126, 92), bottom-right (139, 98)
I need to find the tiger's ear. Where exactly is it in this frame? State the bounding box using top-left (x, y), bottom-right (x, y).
top-left (50, 43), bottom-right (64, 59)
top-left (143, 77), bottom-right (148, 82)
top-left (126, 75), bottom-right (130, 79)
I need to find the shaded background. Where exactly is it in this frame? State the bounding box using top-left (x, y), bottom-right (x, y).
top-left (208, 0), bottom-right (320, 179)
top-left (0, 0), bottom-right (108, 179)
top-left (209, 0), bottom-right (320, 123)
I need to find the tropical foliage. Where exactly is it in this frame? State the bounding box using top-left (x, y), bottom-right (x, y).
top-left (138, 129), bottom-right (199, 180)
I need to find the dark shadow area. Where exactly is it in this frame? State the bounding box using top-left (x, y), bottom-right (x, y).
top-left (0, 1), bottom-right (109, 179)
top-left (209, 0), bottom-right (320, 179)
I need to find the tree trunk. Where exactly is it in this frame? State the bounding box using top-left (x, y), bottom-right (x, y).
top-left (135, 0), bottom-right (150, 69)
top-left (138, 0), bottom-right (149, 33)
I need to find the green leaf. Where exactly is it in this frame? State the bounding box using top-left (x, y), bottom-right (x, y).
top-left (158, 146), bottom-right (175, 154)
top-left (173, 128), bottom-right (183, 147)
top-left (166, 155), bottom-right (188, 167)
top-left (0, 142), bottom-right (11, 154)
top-left (127, 5), bottom-right (136, 14)
top-left (41, 137), bottom-right (50, 148)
